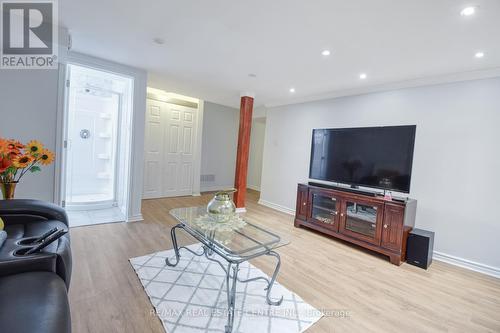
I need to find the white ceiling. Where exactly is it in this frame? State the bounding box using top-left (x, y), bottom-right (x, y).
top-left (61, 0), bottom-right (500, 108)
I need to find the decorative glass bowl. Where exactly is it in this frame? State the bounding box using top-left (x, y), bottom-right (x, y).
top-left (207, 189), bottom-right (236, 223)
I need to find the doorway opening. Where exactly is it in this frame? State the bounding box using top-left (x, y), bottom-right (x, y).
top-left (247, 117), bottom-right (266, 200)
top-left (62, 64), bottom-right (133, 227)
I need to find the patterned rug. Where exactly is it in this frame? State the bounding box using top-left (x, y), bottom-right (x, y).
top-left (129, 243), bottom-right (323, 333)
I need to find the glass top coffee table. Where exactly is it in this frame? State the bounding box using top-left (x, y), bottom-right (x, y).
top-left (166, 206), bottom-right (288, 333)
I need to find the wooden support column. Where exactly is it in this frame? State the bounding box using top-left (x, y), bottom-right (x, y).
top-left (233, 95), bottom-right (254, 209)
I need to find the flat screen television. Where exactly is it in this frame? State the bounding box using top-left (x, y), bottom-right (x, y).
top-left (309, 125), bottom-right (416, 193)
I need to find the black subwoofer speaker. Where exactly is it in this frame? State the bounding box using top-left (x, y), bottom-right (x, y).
top-left (406, 228), bottom-right (434, 269)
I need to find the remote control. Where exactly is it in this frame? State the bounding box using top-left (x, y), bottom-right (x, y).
top-left (25, 229), bottom-right (67, 255)
top-left (34, 227), bottom-right (59, 243)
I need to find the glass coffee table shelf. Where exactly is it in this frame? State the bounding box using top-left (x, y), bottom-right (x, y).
top-left (166, 206), bottom-right (288, 333)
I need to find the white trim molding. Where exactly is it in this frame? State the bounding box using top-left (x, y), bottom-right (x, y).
top-left (192, 100), bottom-right (204, 197)
top-left (247, 185), bottom-right (261, 192)
top-left (240, 91), bottom-right (255, 99)
top-left (257, 199), bottom-right (295, 216)
top-left (200, 185), bottom-right (235, 193)
top-left (434, 251), bottom-right (500, 279)
top-left (126, 214), bottom-right (144, 223)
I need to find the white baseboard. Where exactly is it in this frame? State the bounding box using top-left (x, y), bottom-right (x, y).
top-left (257, 199), bottom-right (295, 216)
top-left (127, 214), bottom-right (144, 222)
top-left (247, 184), bottom-right (261, 191)
top-left (257, 199), bottom-right (500, 279)
top-left (201, 185), bottom-right (261, 193)
top-left (200, 184), bottom-right (235, 192)
top-left (433, 251), bottom-right (500, 279)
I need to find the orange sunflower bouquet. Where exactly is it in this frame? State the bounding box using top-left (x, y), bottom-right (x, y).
top-left (0, 138), bottom-right (54, 199)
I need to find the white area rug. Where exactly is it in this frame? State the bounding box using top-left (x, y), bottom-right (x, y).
top-left (130, 244), bottom-right (323, 333)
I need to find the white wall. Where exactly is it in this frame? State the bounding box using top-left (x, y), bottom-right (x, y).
top-left (0, 70), bottom-right (60, 202)
top-left (0, 28), bottom-right (69, 202)
top-left (247, 118), bottom-right (266, 191)
top-left (260, 77), bottom-right (500, 272)
top-left (200, 102), bottom-right (239, 191)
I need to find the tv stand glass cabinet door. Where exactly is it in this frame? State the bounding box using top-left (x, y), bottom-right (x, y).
top-left (339, 198), bottom-right (384, 245)
top-left (307, 188), bottom-right (339, 232)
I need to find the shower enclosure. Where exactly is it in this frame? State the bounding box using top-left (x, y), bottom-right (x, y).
top-left (63, 64), bottom-right (132, 218)
top-left (66, 87), bottom-right (119, 208)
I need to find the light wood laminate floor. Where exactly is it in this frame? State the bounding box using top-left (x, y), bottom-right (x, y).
top-left (69, 190), bottom-right (500, 332)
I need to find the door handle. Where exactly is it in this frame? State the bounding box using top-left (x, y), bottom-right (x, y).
top-left (383, 224), bottom-right (388, 229)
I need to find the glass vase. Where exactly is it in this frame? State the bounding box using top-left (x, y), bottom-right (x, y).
top-left (0, 182), bottom-right (17, 200)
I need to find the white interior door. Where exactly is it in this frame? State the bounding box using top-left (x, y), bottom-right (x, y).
top-left (143, 100), bottom-right (163, 199)
top-left (143, 100), bottom-right (197, 198)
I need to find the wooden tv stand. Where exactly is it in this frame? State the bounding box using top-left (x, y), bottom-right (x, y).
top-left (294, 183), bottom-right (417, 265)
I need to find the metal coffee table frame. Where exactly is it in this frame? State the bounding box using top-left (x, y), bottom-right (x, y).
top-left (165, 217), bottom-right (284, 333)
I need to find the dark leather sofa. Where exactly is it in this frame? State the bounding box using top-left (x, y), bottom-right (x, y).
top-left (0, 199), bottom-right (72, 333)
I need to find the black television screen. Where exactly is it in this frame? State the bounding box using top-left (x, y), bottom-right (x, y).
top-left (309, 125), bottom-right (416, 193)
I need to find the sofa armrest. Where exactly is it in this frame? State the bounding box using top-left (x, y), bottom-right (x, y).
top-left (0, 252), bottom-right (57, 278)
top-left (0, 199), bottom-right (68, 227)
top-left (0, 235), bottom-right (72, 289)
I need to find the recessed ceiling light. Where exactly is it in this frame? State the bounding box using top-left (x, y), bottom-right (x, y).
top-left (321, 50), bottom-right (331, 56)
top-left (289, 87), bottom-right (296, 93)
top-left (359, 73), bottom-right (367, 80)
top-left (474, 51), bottom-right (485, 58)
top-left (460, 6), bottom-right (477, 16)
top-left (153, 37), bottom-right (165, 45)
